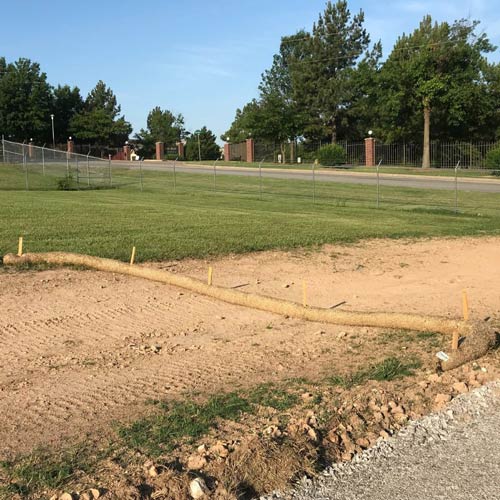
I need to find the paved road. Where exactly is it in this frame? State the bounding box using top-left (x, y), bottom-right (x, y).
top-left (141, 162), bottom-right (500, 193)
top-left (278, 383), bottom-right (500, 500)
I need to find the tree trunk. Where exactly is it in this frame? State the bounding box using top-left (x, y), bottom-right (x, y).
top-left (331, 119), bottom-right (337, 144)
top-left (422, 101), bottom-right (431, 169)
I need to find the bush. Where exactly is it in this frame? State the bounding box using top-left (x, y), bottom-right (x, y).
top-left (317, 144), bottom-right (346, 166)
top-left (485, 147), bottom-right (500, 169)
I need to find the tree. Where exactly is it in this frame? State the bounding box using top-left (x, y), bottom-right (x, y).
top-left (0, 57), bottom-right (52, 141)
top-left (185, 126), bottom-right (220, 161)
top-left (51, 85), bottom-right (84, 143)
top-left (135, 107), bottom-right (185, 158)
top-left (70, 80), bottom-right (132, 146)
top-left (289, 1), bottom-right (370, 143)
top-left (377, 17), bottom-right (496, 167)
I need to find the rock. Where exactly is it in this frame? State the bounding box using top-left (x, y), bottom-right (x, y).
top-left (49, 496), bottom-right (58, 500)
top-left (197, 444), bottom-right (207, 454)
top-left (337, 331), bottom-right (348, 339)
top-left (373, 411), bottom-right (384, 423)
top-left (394, 412), bottom-right (408, 424)
top-left (301, 392), bottom-right (314, 402)
top-left (435, 393), bottom-right (452, 405)
top-left (355, 437), bottom-right (370, 449)
top-left (391, 405), bottom-right (405, 415)
top-left (341, 451), bottom-right (353, 461)
top-left (89, 490), bottom-right (101, 500)
top-left (327, 429), bottom-right (340, 444)
top-left (190, 478), bottom-right (209, 499)
top-left (187, 454), bottom-right (207, 470)
top-left (148, 465), bottom-right (159, 477)
top-left (59, 494), bottom-right (74, 500)
top-left (452, 382), bottom-right (469, 394)
top-left (210, 441), bottom-right (229, 458)
top-left (349, 413), bottom-right (364, 429)
top-left (428, 373), bottom-right (441, 383)
top-left (340, 432), bottom-right (355, 453)
top-left (379, 430), bottom-right (391, 440)
top-left (80, 494), bottom-right (91, 500)
top-left (283, 283), bottom-right (291, 289)
top-left (418, 381), bottom-right (430, 389)
top-left (307, 427), bottom-right (318, 441)
top-left (264, 425), bottom-right (282, 439)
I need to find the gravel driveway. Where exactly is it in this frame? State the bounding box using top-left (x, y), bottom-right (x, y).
top-left (264, 381), bottom-right (500, 500)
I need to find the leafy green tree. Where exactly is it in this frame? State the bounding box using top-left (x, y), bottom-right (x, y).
top-left (135, 107), bottom-right (185, 158)
top-left (0, 57), bottom-right (52, 141)
top-left (70, 80), bottom-right (132, 146)
top-left (51, 85), bottom-right (84, 143)
top-left (185, 126), bottom-right (220, 161)
top-left (289, 1), bottom-right (370, 143)
top-left (377, 17), bottom-right (496, 167)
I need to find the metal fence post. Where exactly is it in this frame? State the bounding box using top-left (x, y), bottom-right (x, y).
top-left (86, 152), bottom-right (91, 187)
top-left (108, 154), bottom-right (112, 187)
top-left (377, 159), bottom-right (382, 208)
top-left (24, 153), bottom-right (29, 191)
top-left (140, 159), bottom-right (144, 192)
top-left (76, 157), bottom-right (80, 189)
top-left (173, 157), bottom-right (177, 192)
top-left (213, 158), bottom-right (218, 192)
top-left (259, 157), bottom-right (265, 200)
top-left (42, 145), bottom-right (45, 175)
top-left (2, 135), bottom-right (6, 164)
top-left (455, 160), bottom-right (460, 214)
top-left (66, 156), bottom-right (70, 178)
top-left (313, 160), bottom-right (317, 203)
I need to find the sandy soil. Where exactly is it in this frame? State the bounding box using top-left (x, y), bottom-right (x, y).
top-left (0, 236), bottom-right (499, 458)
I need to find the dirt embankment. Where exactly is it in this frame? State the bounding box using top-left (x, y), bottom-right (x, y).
top-left (0, 237), bottom-right (499, 458)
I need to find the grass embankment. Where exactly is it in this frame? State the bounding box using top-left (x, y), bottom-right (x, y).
top-left (0, 165), bottom-right (499, 261)
top-left (184, 160), bottom-right (498, 178)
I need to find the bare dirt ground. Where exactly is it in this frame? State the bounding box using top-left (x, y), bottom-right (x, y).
top-left (1, 236), bottom-right (499, 459)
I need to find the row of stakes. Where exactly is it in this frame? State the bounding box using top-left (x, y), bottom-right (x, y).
top-left (16, 237), bottom-right (469, 352)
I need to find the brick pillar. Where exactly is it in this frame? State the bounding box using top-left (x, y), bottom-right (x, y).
top-left (177, 142), bottom-right (185, 159)
top-left (224, 143), bottom-right (231, 161)
top-left (246, 138), bottom-right (254, 163)
top-left (28, 141), bottom-right (34, 159)
top-left (67, 139), bottom-right (74, 159)
top-left (155, 141), bottom-right (164, 161)
top-left (365, 137), bottom-right (375, 167)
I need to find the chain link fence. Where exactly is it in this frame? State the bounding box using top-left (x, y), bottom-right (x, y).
top-left (1, 139), bottom-right (144, 191)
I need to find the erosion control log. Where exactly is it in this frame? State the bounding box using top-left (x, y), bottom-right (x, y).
top-left (3, 252), bottom-right (496, 370)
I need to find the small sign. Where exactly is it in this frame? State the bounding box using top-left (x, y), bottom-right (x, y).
top-left (436, 351), bottom-right (450, 362)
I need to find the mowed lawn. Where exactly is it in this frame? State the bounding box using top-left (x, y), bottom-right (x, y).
top-left (1, 164), bottom-right (499, 262)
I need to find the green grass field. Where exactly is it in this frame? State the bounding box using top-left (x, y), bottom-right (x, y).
top-left (1, 163), bottom-right (499, 262)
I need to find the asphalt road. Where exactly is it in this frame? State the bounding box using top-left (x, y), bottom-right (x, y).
top-left (142, 162), bottom-right (500, 193)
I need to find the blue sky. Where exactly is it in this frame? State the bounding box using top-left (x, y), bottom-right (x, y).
top-left (1, 0), bottom-right (499, 141)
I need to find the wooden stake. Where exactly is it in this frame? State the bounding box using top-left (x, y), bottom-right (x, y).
top-left (451, 331), bottom-right (459, 351)
top-left (462, 290), bottom-right (469, 321)
top-left (208, 266), bottom-right (213, 286)
top-left (302, 281), bottom-right (307, 307)
top-left (17, 236), bottom-right (23, 256)
top-left (130, 246), bottom-right (136, 265)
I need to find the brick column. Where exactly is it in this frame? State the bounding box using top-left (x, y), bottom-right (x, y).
top-left (28, 140), bottom-right (34, 159)
top-left (67, 138), bottom-right (74, 159)
top-left (224, 143), bottom-right (230, 161)
top-left (177, 142), bottom-right (185, 159)
top-left (246, 138), bottom-right (254, 163)
top-left (365, 137), bottom-right (375, 167)
top-left (155, 141), bottom-right (164, 161)
top-left (123, 144), bottom-right (131, 161)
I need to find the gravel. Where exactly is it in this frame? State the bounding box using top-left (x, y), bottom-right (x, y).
top-left (262, 381), bottom-right (500, 500)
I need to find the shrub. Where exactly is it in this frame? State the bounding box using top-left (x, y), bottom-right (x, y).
top-left (317, 144), bottom-right (346, 166)
top-left (485, 147), bottom-right (500, 169)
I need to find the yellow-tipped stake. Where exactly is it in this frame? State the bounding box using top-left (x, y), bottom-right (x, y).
top-left (208, 266), bottom-right (213, 286)
top-left (130, 246), bottom-right (136, 266)
top-left (17, 237), bottom-right (23, 257)
top-left (462, 290), bottom-right (470, 322)
top-left (302, 281), bottom-right (307, 307)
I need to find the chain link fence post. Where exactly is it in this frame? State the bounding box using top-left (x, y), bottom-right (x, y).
top-left (213, 158), bottom-right (218, 192)
top-left (1, 135), bottom-right (5, 164)
top-left (108, 154), bottom-right (112, 187)
top-left (140, 159), bottom-right (144, 192)
top-left (24, 152), bottom-right (29, 191)
top-left (377, 158), bottom-right (382, 208)
top-left (313, 159), bottom-right (317, 203)
top-left (259, 157), bottom-right (265, 200)
top-left (173, 157), bottom-right (177, 192)
top-left (455, 160), bottom-right (460, 214)
top-left (41, 144), bottom-right (45, 175)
